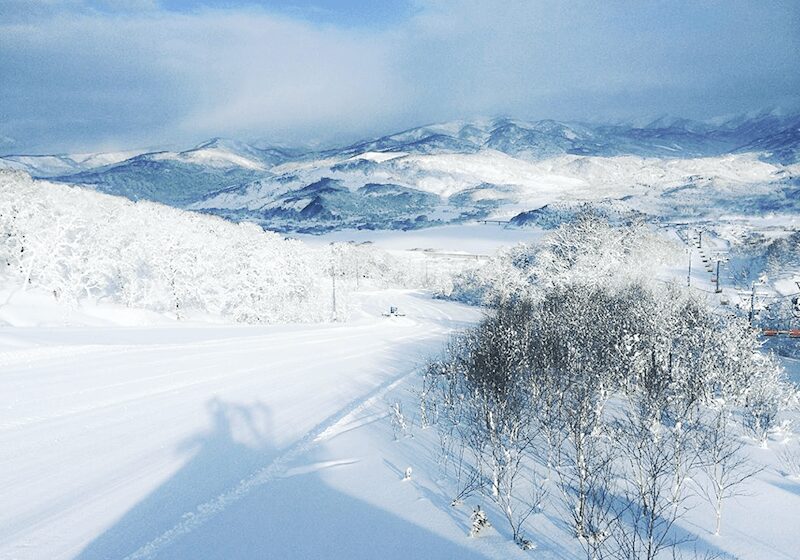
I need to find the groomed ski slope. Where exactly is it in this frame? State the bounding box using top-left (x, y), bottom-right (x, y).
top-left (0, 290), bottom-right (482, 560)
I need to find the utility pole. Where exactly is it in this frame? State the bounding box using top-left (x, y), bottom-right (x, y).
top-left (331, 265), bottom-right (337, 321)
top-left (715, 260), bottom-right (722, 293)
top-left (330, 242), bottom-right (338, 322)
top-left (698, 230), bottom-right (703, 249)
top-left (687, 249), bottom-right (692, 287)
top-left (749, 282), bottom-right (756, 325)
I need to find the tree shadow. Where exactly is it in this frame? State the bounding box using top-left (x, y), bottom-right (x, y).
top-left (76, 398), bottom-right (487, 560)
top-left (603, 489), bottom-right (740, 559)
top-left (767, 477), bottom-right (800, 497)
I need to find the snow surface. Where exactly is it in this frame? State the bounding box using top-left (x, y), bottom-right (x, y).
top-left (348, 151), bottom-right (408, 163)
top-left (151, 148), bottom-right (266, 170)
top-left (0, 290), bottom-right (485, 560)
top-left (298, 223), bottom-right (544, 254)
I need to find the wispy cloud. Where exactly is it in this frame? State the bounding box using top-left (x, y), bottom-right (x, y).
top-left (1, 0), bottom-right (798, 153)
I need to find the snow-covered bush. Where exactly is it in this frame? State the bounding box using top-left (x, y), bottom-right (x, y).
top-left (740, 353), bottom-right (789, 446)
top-left (695, 405), bottom-right (762, 536)
top-left (390, 401), bottom-right (410, 440)
top-left (329, 241), bottom-right (473, 296)
top-left (469, 505), bottom-right (491, 537)
top-left (442, 244), bottom-right (532, 306)
top-left (777, 439), bottom-right (800, 478)
top-left (728, 231), bottom-right (800, 287)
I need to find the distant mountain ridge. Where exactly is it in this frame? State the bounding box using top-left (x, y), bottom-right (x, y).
top-left (2, 111), bottom-right (798, 233)
top-left (3, 111), bottom-right (798, 177)
top-left (320, 111), bottom-right (800, 162)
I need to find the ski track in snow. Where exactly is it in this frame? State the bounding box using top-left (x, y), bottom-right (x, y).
top-left (124, 364), bottom-right (419, 559)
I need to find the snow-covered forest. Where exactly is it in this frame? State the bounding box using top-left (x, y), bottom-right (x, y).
top-left (0, 170), bottom-right (463, 324)
top-left (444, 213), bottom-right (683, 305)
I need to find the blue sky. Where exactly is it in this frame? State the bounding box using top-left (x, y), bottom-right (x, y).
top-left (0, 0), bottom-right (798, 154)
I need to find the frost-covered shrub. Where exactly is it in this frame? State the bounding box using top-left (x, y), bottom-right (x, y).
top-left (443, 245), bottom-right (530, 305)
top-left (740, 354), bottom-right (789, 446)
top-left (390, 402), bottom-right (410, 440)
top-left (777, 440), bottom-right (800, 478)
top-left (469, 505), bottom-right (491, 537)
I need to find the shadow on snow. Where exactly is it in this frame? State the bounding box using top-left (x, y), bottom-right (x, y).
top-left (76, 397), bottom-right (486, 560)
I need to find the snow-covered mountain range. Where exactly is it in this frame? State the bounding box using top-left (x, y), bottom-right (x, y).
top-left (2, 112), bottom-right (798, 232)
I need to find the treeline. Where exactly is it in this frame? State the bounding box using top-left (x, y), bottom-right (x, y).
top-left (420, 217), bottom-right (796, 557)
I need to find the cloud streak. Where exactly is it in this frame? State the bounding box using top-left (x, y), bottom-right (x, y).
top-left (1, 0), bottom-right (798, 153)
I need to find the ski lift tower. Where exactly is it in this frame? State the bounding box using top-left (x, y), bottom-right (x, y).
top-left (747, 275), bottom-right (769, 325)
top-left (711, 252), bottom-right (729, 294)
